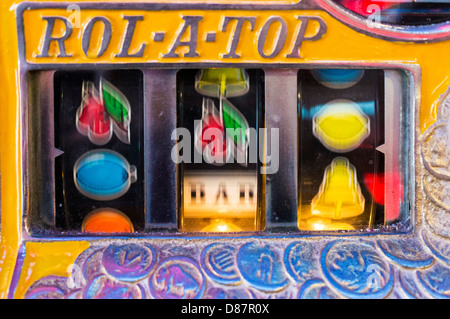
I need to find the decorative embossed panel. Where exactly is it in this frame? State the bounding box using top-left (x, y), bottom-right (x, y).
top-left (18, 232), bottom-right (450, 299)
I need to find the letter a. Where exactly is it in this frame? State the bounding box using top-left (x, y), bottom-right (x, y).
top-left (163, 16), bottom-right (203, 58)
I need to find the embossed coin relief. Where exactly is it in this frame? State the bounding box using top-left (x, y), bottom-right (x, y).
top-left (421, 86), bottom-right (450, 241)
top-left (22, 234), bottom-right (450, 299)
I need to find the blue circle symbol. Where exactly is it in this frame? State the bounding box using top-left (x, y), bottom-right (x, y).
top-left (74, 149), bottom-right (136, 200)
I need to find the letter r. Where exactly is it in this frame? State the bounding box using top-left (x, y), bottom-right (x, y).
top-left (37, 16), bottom-right (73, 58)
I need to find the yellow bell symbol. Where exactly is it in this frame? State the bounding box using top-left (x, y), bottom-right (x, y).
top-left (311, 157), bottom-right (365, 219)
top-left (195, 68), bottom-right (249, 98)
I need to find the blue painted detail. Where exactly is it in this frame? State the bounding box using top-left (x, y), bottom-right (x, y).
top-left (298, 279), bottom-right (340, 299)
top-left (398, 271), bottom-right (427, 299)
top-left (8, 244), bottom-right (27, 299)
top-left (205, 287), bottom-right (253, 299)
top-left (74, 149), bottom-right (134, 200)
top-left (24, 276), bottom-right (69, 299)
top-left (201, 243), bottom-right (240, 285)
top-left (301, 101), bottom-right (375, 120)
top-left (72, 245), bottom-right (106, 284)
top-left (320, 240), bottom-right (394, 299)
top-left (284, 242), bottom-right (315, 283)
top-left (149, 257), bottom-right (206, 299)
top-left (416, 264), bottom-right (450, 299)
top-left (378, 239), bottom-right (435, 269)
top-left (102, 243), bottom-right (155, 282)
top-left (312, 69), bottom-right (364, 89)
top-left (422, 230), bottom-right (450, 265)
top-left (66, 290), bottom-right (83, 299)
top-left (81, 247), bottom-right (105, 283)
top-left (83, 275), bottom-right (144, 299)
top-left (237, 242), bottom-right (289, 292)
top-left (25, 286), bottom-right (66, 299)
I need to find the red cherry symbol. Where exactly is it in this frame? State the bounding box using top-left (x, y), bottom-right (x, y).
top-left (200, 115), bottom-right (227, 157)
top-left (78, 97), bottom-right (110, 135)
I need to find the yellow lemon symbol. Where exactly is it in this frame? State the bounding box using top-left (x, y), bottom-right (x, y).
top-left (313, 99), bottom-right (370, 153)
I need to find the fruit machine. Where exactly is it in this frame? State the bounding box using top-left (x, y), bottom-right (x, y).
top-left (0, 0), bottom-right (449, 300)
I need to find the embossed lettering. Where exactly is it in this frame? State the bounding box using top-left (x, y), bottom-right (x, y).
top-left (82, 17), bottom-right (112, 58)
top-left (115, 16), bottom-right (147, 58)
top-left (163, 16), bottom-right (203, 58)
top-left (286, 16), bottom-right (327, 58)
top-left (33, 13), bottom-right (328, 61)
top-left (257, 16), bottom-right (287, 59)
top-left (36, 16), bottom-right (73, 58)
top-left (221, 17), bottom-right (256, 59)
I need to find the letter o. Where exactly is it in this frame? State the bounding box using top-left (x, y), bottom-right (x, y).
top-left (257, 17), bottom-right (287, 59)
top-left (82, 17), bottom-right (112, 58)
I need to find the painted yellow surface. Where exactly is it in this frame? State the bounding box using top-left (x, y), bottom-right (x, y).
top-left (0, 0), bottom-right (449, 298)
top-left (12, 241), bottom-right (90, 299)
top-left (22, 9), bottom-right (322, 64)
top-left (0, 0), bottom-right (22, 299)
top-left (18, 6), bottom-right (448, 131)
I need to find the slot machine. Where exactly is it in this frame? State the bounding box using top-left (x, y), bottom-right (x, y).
top-left (0, 0), bottom-right (449, 299)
